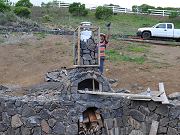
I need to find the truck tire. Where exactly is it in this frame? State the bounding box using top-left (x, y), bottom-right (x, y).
top-left (142, 32), bottom-right (151, 40)
top-left (176, 38), bottom-right (180, 42)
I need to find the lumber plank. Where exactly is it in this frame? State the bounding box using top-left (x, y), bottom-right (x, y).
top-left (151, 97), bottom-right (162, 102)
top-left (78, 90), bottom-right (152, 100)
top-left (159, 83), bottom-right (169, 104)
top-left (149, 120), bottom-right (159, 135)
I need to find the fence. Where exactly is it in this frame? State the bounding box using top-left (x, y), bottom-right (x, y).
top-left (104, 5), bottom-right (129, 13)
top-left (90, 6), bottom-right (180, 17)
top-left (41, 1), bottom-right (70, 8)
top-left (148, 9), bottom-right (180, 16)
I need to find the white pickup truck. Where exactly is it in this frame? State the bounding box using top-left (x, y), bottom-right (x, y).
top-left (137, 23), bottom-right (180, 41)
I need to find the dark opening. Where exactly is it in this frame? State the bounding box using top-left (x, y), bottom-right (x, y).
top-left (78, 107), bottom-right (103, 135)
top-left (78, 79), bottom-right (99, 90)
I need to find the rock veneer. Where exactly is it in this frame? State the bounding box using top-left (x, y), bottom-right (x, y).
top-left (74, 39), bottom-right (99, 66)
top-left (0, 68), bottom-right (179, 135)
top-left (0, 87), bottom-right (179, 135)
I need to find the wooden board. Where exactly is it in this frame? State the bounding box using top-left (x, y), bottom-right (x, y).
top-left (159, 83), bottom-right (169, 104)
top-left (151, 97), bottom-right (163, 102)
top-left (149, 120), bottom-right (159, 135)
top-left (77, 27), bottom-right (80, 65)
top-left (78, 90), bottom-right (152, 100)
top-left (139, 91), bottom-right (163, 97)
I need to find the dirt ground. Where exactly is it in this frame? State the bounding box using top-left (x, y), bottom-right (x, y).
top-left (0, 34), bottom-right (180, 94)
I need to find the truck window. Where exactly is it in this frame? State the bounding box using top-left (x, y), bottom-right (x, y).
top-left (156, 24), bottom-right (166, 29)
top-left (167, 24), bottom-right (172, 29)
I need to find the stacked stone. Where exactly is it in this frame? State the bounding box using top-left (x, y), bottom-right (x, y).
top-left (74, 38), bottom-right (98, 65)
top-left (0, 83), bottom-right (180, 135)
top-left (104, 100), bottom-right (180, 135)
top-left (0, 85), bottom-right (122, 135)
top-left (45, 67), bottom-right (112, 92)
top-left (0, 87), bottom-right (179, 135)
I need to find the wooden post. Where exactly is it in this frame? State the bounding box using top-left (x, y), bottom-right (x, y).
top-left (93, 79), bottom-right (95, 91)
top-left (77, 27), bottom-right (81, 65)
top-left (98, 27), bottom-right (100, 66)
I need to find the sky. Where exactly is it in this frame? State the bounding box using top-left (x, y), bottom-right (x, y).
top-left (10, 0), bottom-right (180, 9)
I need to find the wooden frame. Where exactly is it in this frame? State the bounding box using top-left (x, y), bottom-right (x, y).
top-left (73, 25), bottom-right (100, 67)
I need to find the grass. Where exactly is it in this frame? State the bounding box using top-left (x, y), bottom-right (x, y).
top-left (31, 7), bottom-right (180, 36)
top-left (55, 41), bottom-right (63, 46)
top-left (34, 32), bottom-right (46, 40)
top-left (127, 45), bottom-right (148, 53)
top-left (106, 49), bottom-right (145, 64)
top-left (0, 36), bottom-right (4, 44)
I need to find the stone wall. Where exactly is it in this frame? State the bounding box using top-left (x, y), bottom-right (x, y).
top-left (74, 39), bottom-right (98, 65)
top-left (0, 82), bottom-right (179, 135)
top-left (46, 68), bottom-right (112, 92)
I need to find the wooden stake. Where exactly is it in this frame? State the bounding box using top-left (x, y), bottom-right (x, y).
top-left (77, 26), bottom-right (81, 65)
top-left (93, 79), bottom-right (95, 91)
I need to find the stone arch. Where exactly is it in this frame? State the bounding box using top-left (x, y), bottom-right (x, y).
top-left (78, 78), bottom-right (100, 91)
top-left (78, 107), bottom-right (103, 134)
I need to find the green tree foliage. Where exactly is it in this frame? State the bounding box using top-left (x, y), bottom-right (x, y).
top-left (132, 4), bottom-right (155, 13)
top-left (69, 2), bottom-right (88, 16)
top-left (14, 0), bottom-right (33, 18)
top-left (169, 11), bottom-right (179, 19)
top-left (42, 15), bottom-right (52, 22)
top-left (132, 5), bottom-right (139, 12)
top-left (95, 6), bottom-right (113, 19)
top-left (0, 0), bottom-right (10, 12)
top-left (157, 7), bottom-right (163, 10)
top-left (139, 4), bottom-right (155, 13)
top-left (14, 6), bottom-right (31, 18)
top-left (15, 0), bottom-right (33, 8)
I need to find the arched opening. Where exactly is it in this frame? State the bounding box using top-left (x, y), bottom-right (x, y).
top-left (78, 79), bottom-right (99, 91)
top-left (78, 107), bottom-right (103, 135)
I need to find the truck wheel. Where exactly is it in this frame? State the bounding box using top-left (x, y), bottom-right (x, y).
top-left (176, 38), bottom-right (180, 42)
top-left (142, 32), bottom-right (151, 40)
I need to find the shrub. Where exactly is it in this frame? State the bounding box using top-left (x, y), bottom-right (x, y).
top-left (0, 0), bottom-right (10, 12)
top-left (139, 4), bottom-right (155, 13)
top-left (0, 12), bottom-right (17, 25)
top-left (169, 11), bottom-right (179, 19)
top-left (14, 6), bottom-right (31, 18)
top-left (5, 11), bottom-right (17, 22)
top-left (69, 2), bottom-right (88, 16)
top-left (42, 14), bottom-right (52, 22)
top-left (95, 6), bottom-right (113, 19)
top-left (15, 0), bottom-right (33, 8)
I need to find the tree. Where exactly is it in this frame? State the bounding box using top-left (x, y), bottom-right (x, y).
top-left (169, 11), bottom-right (179, 19)
top-left (157, 7), bottom-right (163, 10)
top-left (132, 5), bottom-right (139, 13)
top-left (15, 0), bottom-right (33, 8)
top-left (139, 4), bottom-right (155, 13)
top-left (14, 0), bottom-right (33, 18)
top-left (69, 2), bottom-right (88, 16)
top-left (0, 0), bottom-right (10, 12)
top-left (95, 6), bottom-right (113, 20)
top-left (14, 6), bottom-right (31, 18)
